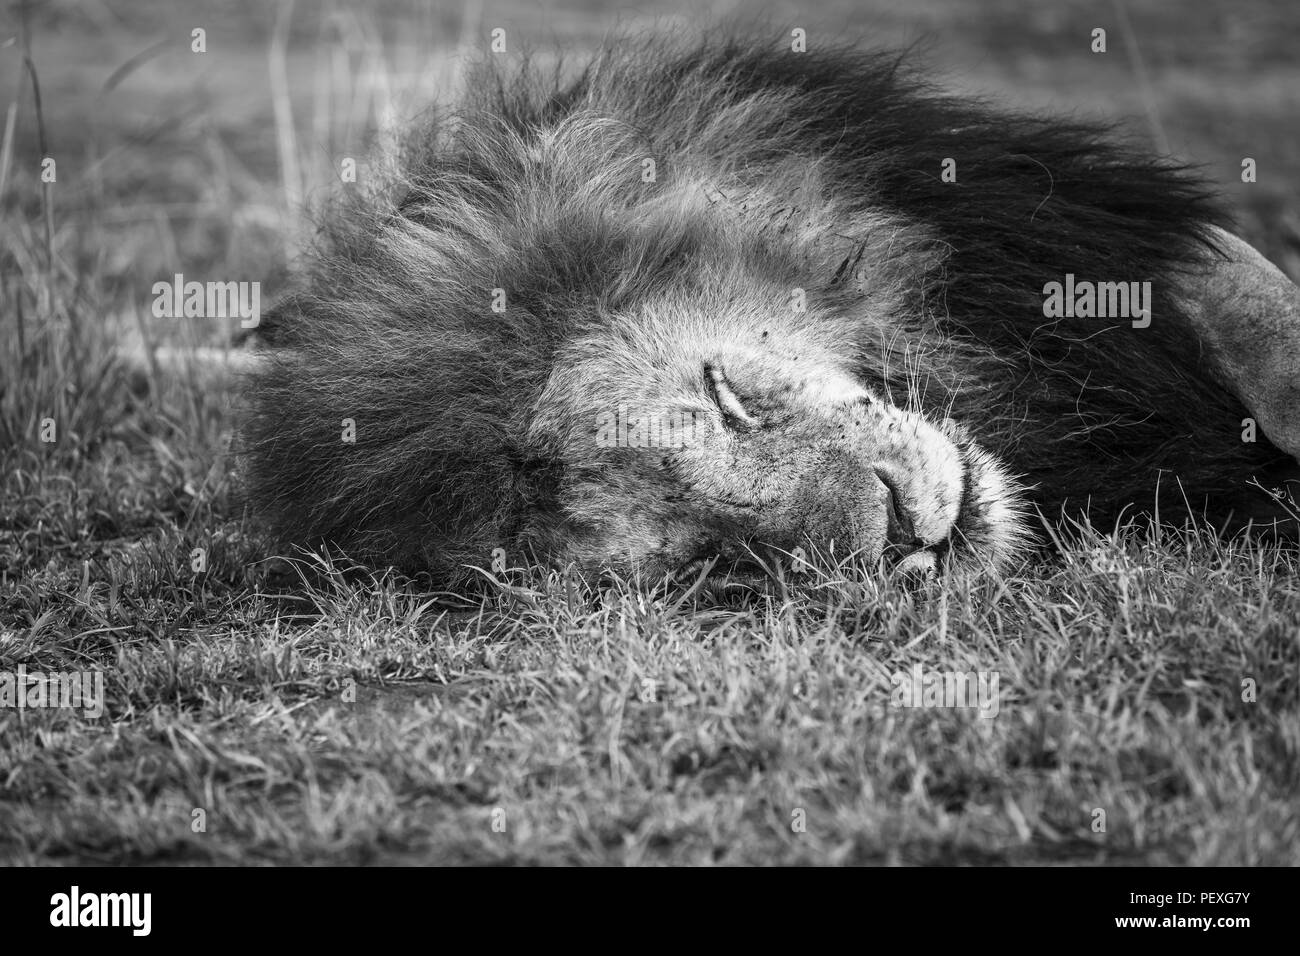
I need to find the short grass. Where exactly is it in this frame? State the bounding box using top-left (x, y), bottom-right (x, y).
top-left (2, 0), bottom-right (1298, 865)
top-left (3, 529), bottom-right (1299, 864)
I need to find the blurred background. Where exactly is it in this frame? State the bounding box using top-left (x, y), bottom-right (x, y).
top-left (5, 0), bottom-right (1299, 300)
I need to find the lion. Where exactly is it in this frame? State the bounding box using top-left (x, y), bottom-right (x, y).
top-left (239, 35), bottom-right (1300, 586)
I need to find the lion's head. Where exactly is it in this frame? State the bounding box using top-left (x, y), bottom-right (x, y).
top-left (525, 242), bottom-right (1028, 582)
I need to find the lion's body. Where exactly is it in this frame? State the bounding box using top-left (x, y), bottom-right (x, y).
top-left (242, 36), bottom-right (1294, 582)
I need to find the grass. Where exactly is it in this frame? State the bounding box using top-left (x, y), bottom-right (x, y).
top-left (3, 524), bottom-right (1297, 864)
top-left (1, 0), bottom-right (1298, 865)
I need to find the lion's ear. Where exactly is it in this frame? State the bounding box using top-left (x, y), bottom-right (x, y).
top-left (1181, 227), bottom-right (1300, 462)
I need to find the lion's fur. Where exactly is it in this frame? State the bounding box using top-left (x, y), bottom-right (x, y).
top-left (241, 34), bottom-right (1292, 581)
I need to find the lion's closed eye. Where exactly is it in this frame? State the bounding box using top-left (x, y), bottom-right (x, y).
top-left (704, 364), bottom-right (758, 430)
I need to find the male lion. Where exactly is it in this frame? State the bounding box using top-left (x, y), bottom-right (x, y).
top-left (241, 36), bottom-right (1300, 585)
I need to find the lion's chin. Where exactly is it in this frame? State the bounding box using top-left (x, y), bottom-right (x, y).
top-left (892, 549), bottom-right (938, 578)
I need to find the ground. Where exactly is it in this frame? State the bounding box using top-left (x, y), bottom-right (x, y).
top-left (1, 0), bottom-right (1297, 865)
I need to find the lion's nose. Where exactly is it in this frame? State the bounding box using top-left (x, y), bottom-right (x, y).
top-left (875, 467), bottom-right (926, 558)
